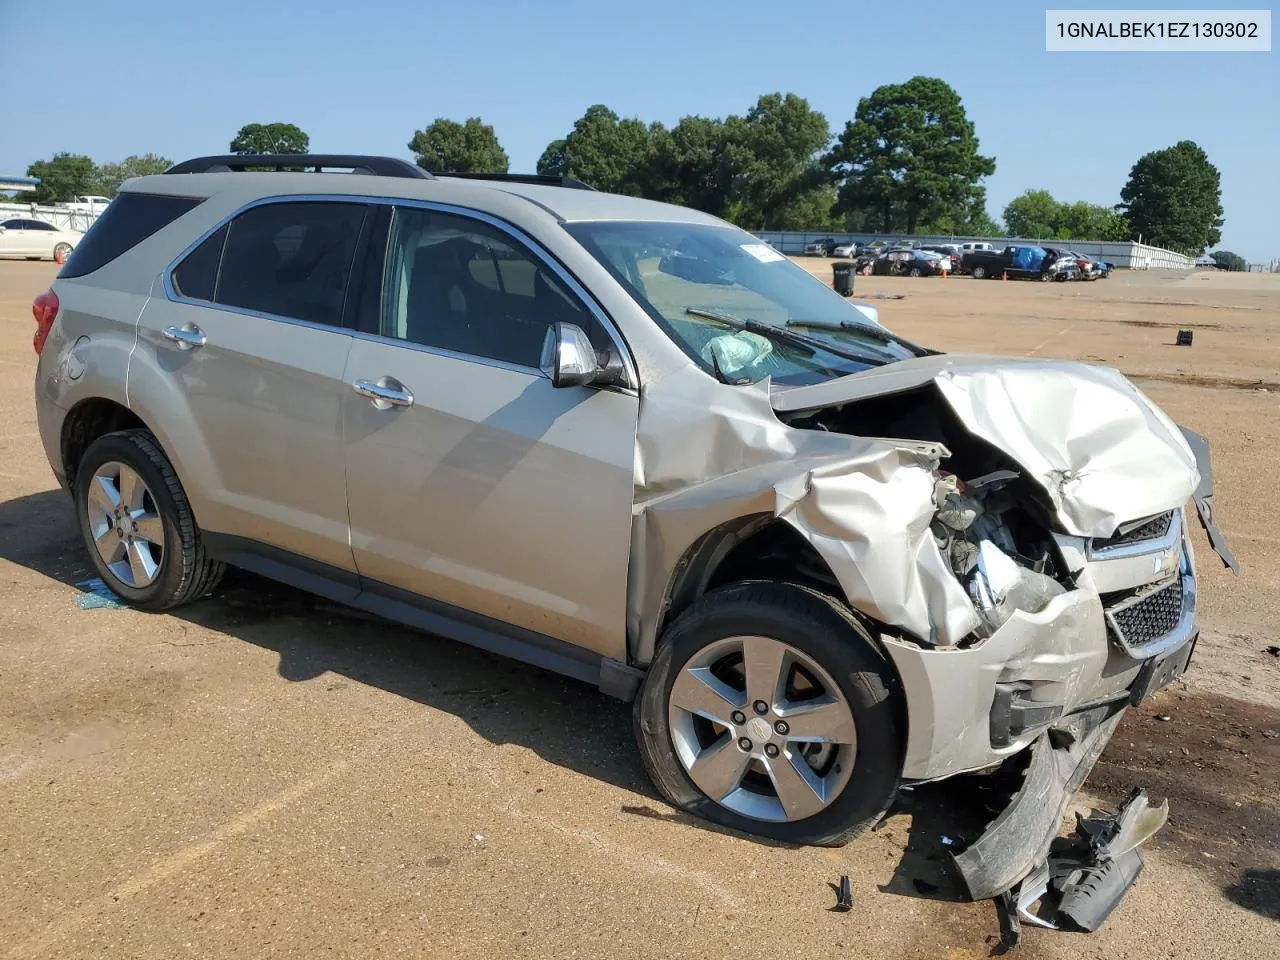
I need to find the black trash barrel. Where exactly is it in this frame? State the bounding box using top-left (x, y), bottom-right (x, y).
top-left (832, 260), bottom-right (856, 297)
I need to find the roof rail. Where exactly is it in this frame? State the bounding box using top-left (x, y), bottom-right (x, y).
top-left (165, 155), bottom-right (433, 179)
top-left (437, 172), bottom-right (597, 191)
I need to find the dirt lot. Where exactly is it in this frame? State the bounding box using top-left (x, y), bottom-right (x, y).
top-left (1, 260), bottom-right (1277, 958)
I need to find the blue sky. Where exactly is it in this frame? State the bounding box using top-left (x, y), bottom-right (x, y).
top-left (3, 0), bottom-right (1275, 258)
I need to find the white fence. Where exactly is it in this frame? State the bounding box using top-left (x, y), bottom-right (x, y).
top-left (0, 202), bottom-right (101, 233)
top-left (752, 230), bottom-right (1198, 270)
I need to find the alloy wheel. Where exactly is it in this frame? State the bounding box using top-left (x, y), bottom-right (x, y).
top-left (668, 635), bottom-right (857, 823)
top-left (85, 461), bottom-right (165, 588)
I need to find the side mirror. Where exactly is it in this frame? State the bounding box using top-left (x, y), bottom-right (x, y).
top-left (540, 322), bottom-right (623, 389)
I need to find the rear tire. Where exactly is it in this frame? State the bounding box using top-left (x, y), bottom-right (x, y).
top-left (634, 581), bottom-right (902, 847)
top-left (74, 429), bottom-right (224, 611)
top-left (908, 267), bottom-right (922, 277)
top-left (53, 242), bottom-right (73, 264)
top-left (971, 265), bottom-right (986, 279)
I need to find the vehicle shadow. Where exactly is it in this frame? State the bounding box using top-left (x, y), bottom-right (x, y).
top-left (1224, 868), bottom-right (1280, 920)
top-left (0, 489), bottom-right (648, 799)
top-left (0, 486), bottom-right (999, 898)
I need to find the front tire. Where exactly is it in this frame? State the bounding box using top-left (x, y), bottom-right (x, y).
top-left (634, 582), bottom-right (902, 847)
top-left (971, 265), bottom-right (986, 279)
top-left (74, 429), bottom-right (224, 611)
top-left (53, 242), bottom-right (73, 264)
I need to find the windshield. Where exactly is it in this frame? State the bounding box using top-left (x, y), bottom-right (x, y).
top-left (563, 220), bottom-right (917, 385)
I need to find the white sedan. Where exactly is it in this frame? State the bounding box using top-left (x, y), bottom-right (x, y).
top-left (0, 217), bottom-right (82, 262)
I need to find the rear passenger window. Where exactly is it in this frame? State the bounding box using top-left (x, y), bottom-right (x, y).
top-left (381, 207), bottom-right (608, 368)
top-left (171, 224), bottom-right (227, 302)
top-left (215, 202), bottom-right (367, 327)
top-left (58, 193), bottom-right (204, 279)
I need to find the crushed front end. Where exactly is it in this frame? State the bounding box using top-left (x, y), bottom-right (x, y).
top-left (768, 356), bottom-right (1238, 936)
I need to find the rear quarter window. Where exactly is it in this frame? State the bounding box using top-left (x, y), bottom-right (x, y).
top-left (58, 193), bottom-right (205, 279)
top-left (171, 224), bottom-right (228, 302)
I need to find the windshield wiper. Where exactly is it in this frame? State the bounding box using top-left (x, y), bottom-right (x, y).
top-left (685, 308), bottom-right (888, 368)
top-left (785, 319), bottom-right (935, 358)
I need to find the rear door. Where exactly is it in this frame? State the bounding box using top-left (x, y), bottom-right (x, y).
top-left (23, 219), bottom-right (61, 257)
top-left (132, 198), bottom-right (370, 576)
top-left (339, 204), bottom-right (638, 658)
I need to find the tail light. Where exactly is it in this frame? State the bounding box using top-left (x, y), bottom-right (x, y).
top-left (33, 288), bottom-right (59, 355)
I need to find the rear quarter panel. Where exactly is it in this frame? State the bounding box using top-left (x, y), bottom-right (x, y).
top-left (35, 276), bottom-right (154, 486)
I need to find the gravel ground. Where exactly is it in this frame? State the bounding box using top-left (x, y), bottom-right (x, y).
top-left (1, 260), bottom-right (1277, 958)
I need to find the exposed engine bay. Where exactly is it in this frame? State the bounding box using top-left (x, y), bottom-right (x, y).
top-left (779, 383), bottom-right (1076, 646)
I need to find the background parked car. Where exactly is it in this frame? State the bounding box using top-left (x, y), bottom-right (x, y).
top-left (872, 249), bottom-right (947, 277)
top-left (832, 241), bottom-right (862, 258)
top-left (1064, 251), bottom-right (1112, 280)
top-left (964, 245), bottom-right (1077, 281)
top-left (60, 195), bottom-right (112, 213)
top-left (0, 218), bottom-right (81, 262)
top-left (918, 244), bottom-right (961, 273)
top-left (803, 238), bottom-right (839, 256)
top-left (1041, 248), bottom-right (1082, 281)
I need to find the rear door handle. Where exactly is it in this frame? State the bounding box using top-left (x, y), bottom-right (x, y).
top-left (353, 377), bottom-right (414, 409)
top-left (161, 323), bottom-right (206, 350)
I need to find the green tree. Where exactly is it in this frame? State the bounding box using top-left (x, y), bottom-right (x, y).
top-left (1002, 189), bottom-right (1062, 238)
top-left (1004, 189), bottom-right (1132, 240)
top-left (830, 76), bottom-right (995, 233)
top-left (1209, 250), bottom-right (1246, 271)
top-left (1056, 200), bottom-right (1130, 241)
top-left (730, 93), bottom-right (832, 229)
top-left (829, 75), bottom-right (998, 232)
top-left (94, 153), bottom-right (173, 197)
top-left (408, 117), bottom-right (508, 174)
top-left (26, 153), bottom-right (96, 204)
top-left (1118, 140), bottom-right (1223, 254)
top-left (771, 184), bottom-right (842, 231)
top-left (643, 116), bottom-right (750, 219)
top-left (536, 139), bottom-right (568, 178)
top-left (536, 105), bottom-right (654, 195)
top-left (630, 96), bottom-right (833, 228)
top-left (229, 122), bottom-right (310, 155)
top-left (919, 193), bottom-right (1000, 237)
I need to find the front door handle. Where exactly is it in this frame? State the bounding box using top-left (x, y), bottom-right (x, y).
top-left (161, 323), bottom-right (206, 350)
top-left (353, 377), bottom-right (414, 410)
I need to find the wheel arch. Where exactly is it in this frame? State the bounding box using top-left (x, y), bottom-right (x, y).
top-left (60, 397), bottom-right (148, 488)
top-left (644, 514), bottom-right (912, 748)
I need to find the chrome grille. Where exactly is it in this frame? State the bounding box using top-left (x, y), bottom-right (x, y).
top-left (1108, 578), bottom-right (1184, 649)
top-left (1092, 511), bottom-right (1174, 550)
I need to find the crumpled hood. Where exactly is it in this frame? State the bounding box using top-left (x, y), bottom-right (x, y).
top-left (771, 354), bottom-right (1200, 538)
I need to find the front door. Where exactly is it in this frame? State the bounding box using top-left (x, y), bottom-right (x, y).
top-left (132, 199), bottom-right (370, 574)
top-left (340, 205), bottom-right (638, 659)
top-left (0, 220), bottom-right (33, 256)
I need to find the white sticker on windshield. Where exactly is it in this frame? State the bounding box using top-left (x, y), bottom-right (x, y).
top-left (741, 243), bottom-right (785, 263)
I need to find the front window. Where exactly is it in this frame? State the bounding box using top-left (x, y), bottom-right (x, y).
top-left (564, 220), bottom-right (918, 386)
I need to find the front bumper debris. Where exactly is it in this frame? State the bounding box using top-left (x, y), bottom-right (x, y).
top-left (940, 603), bottom-right (1198, 950)
top-left (950, 703), bottom-right (1127, 902)
top-left (948, 695), bottom-right (1175, 947)
top-left (996, 787), bottom-right (1168, 948)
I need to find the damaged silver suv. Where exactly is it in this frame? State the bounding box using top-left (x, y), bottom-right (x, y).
top-left (33, 155), bottom-right (1236, 917)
